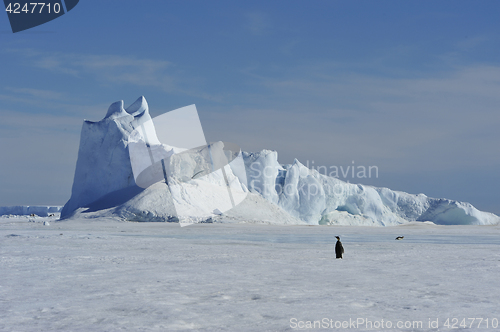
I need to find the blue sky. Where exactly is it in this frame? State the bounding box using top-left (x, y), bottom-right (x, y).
top-left (1, 1), bottom-right (499, 215)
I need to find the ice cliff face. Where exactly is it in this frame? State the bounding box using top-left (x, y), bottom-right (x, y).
top-left (62, 97), bottom-right (500, 226)
top-left (243, 150), bottom-right (499, 226)
top-left (61, 97), bottom-right (150, 218)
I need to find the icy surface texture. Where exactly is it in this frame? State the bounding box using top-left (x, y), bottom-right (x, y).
top-left (242, 150), bottom-right (282, 205)
top-left (61, 97), bottom-right (500, 226)
top-left (239, 149), bottom-right (498, 226)
top-left (61, 97), bottom-right (150, 218)
top-left (127, 103), bottom-right (248, 223)
top-left (62, 98), bottom-right (248, 223)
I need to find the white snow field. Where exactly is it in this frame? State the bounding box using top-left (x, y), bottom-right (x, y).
top-left (2, 216), bottom-right (500, 331)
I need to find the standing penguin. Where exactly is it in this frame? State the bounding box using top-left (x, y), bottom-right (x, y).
top-left (335, 236), bottom-right (344, 259)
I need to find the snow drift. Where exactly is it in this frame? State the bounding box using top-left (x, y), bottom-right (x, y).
top-left (61, 97), bottom-right (500, 226)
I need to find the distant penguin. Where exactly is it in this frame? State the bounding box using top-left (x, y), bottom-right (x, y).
top-left (395, 236), bottom-right (404, 240)
top-left (335, 236), bottom-right (344, 259)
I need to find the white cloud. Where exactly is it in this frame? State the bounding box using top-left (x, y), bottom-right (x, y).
top-left (217, 63), bottom-right (500, 173)
top-left (7, 49), bottom-right (221, 101)
top-left (4, 87), bottom-right (65, 100)
top-left (33, 53), bottom-right (174, 89)
top-left (456, 35), bottom-right (490, 51)
top-left (245, 12), bottom-right (271, 36)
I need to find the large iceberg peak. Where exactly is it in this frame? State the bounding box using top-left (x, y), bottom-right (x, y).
top-left (104, 100), bottom-right (127, 119)
top-left (125, 96), bottom-right (148, 116)
top-left (62, 97), bottom-right (152, 218)
top-left (103, 96), bottom-right (150, 121)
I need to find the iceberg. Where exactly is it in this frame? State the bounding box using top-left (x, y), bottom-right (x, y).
top-left (0, 206), bottom-right (62, 217)
top-left (61, 97), bottom-right (500, 226)
top-left (127, 106), bottom-right (248, 224)
top-left (61, 97), bottom-right (150, 218)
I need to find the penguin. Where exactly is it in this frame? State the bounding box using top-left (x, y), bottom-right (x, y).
top-left (395, 236), bottom-right (404, 240)
top-left (335, 236), bottom-right (344, 259)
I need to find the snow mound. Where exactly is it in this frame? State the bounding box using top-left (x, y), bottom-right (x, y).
top-left (61, 97), bottom-right (500, 226)
top-left (218, 193), bottom-right (305, 225)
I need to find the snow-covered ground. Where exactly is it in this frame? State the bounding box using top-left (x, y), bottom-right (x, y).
top-left (2, 216), bottom-right (500, 331)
